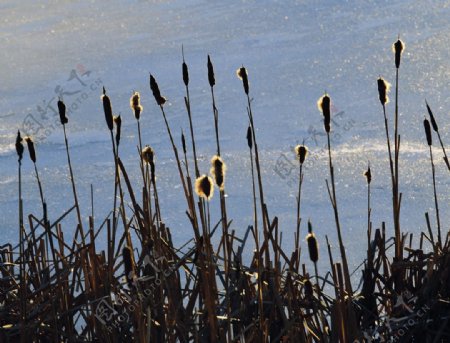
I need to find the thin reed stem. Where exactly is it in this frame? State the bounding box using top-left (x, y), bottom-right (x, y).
top-left (428, 146), bottom-right (442, 247)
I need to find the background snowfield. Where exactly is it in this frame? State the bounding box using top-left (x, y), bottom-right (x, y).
top-left (1, 0), bottom-right (450, 274)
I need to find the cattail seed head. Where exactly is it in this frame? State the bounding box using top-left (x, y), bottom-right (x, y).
top-left (130, 91), bottom-right (143, 120)
top-left (393, 38), bottom-right (405, 69)
top-left (295, 145), bottom-right (308, 164)
top-left (304, 279), bottom-right (313, 299)
top-left (141, 145), bottom-right (154, 164)
top-left (195, 174), bottom-right (214, 200)
top-left (182, 61), bottom-right (189, 86)
top-left (122, 246), bottom-right (135, 288)
top-left (424, 118), bottom-right (432, 146)
top-left (306, 220), bottom-right (319, 263)
top-left (181, 130), bottom-right (187, 155)
top-left (425, 101), bottom-right (439, 132)
top-left (237, 67), bottom-right (249, 95)
top-left (102, 87), bottom-right (114, 131)
top-left (149, 74), bottom-right (167, 106)
top-left (16, 130), bottom-right (24, 162)
top-left (377, 77), bottom-right (391, 105)
top-left (25, 137), bottom-right (36, 163)
top-left (210, 155), bottom-right (227, 191)
top-left (207, 55), bottom-right (215, 87)
top-left (114, 115), bottom-right (121, 147)
top-left (246, 126), bottom-right (253, 150)
top-left (364, 165), bottom-right (372, 184)
top-left (57, 99), bottom-right (68, 125)
top-left (317, 94), bottom-right (331, 133)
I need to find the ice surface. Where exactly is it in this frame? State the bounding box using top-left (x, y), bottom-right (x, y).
top-left (1, 0), bottom-right (449, 273)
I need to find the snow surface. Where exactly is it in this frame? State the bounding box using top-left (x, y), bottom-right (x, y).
top-left (1, 0), bottom-right (450, 274)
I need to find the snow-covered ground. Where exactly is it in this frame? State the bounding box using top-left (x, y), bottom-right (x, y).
top-left (1, 0), bottom-right (449, 273)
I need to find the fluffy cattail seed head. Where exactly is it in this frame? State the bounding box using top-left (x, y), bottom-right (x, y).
top-left (306, 220), bottom-right (319, 263)
top-left (424, 118), bottom-right (432, 146)
top-left (25, 137), bottom-right (36, 163)
top-left (425, 101), bottom-right (439, 132)
top-left (16, 130), bottom-right (24, 162)
top-left (195, 174), bottom-right (214, 200)
top-left (377, 77), bottom-right (391, 105)
top-left (57, 99), bottom-right (68, 125)
top-left (246, 126), bottom-right (253, 150)
top-left (210, 155), bottom-right (227, 191)
top-left (317, 94), bottom-right (331, 133)
top-left (130, 91), bottom-right (143, 120)
top-left (237, 67), bottom-right (249, 95)
top-left (393, 38), bottom-right (405, 69)
top-left (114, 115), bottom-right (121, 147)
top-left (102, 87), bottom-right (114, 131)
top-left (295, 145), bottom-right (308, 164)
top-left (207, 55), bottom-right (215, 87)
top-left (141, 145), bottom-right (154, 164)
top-left (364, 165), bottom-right (372, 184)
top-left (149, 74), bottom-right (166, 106)
top-left (122, 246), bottom-right (135, 288)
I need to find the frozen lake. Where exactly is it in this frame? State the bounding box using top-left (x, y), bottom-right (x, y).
top-left (1, 0), bottom-right (449, 273)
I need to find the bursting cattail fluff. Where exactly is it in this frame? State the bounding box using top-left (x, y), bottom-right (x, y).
top-left (425, 101), bottom-right (439, 132)
top-left (16, 130), bottom-right (24, 162)
top-left (149, 74), bottom-right (166, 106)
top-left (57, 99), bottom-right (68, 125)
top-left (207, 55), bottom-right (215, 87)
top-left (306, 221), bottom-right (319, 263)
top-left (317, 94), bottom-right (331, 133)
top-left (237, 67), bottom-right (249, 95)
top-left (195, 174), bottom-right (214, 200)
top-left (424, 119), bottom-right (432, 146)
top-left (122, 246), bottom-right (135, 288)
top-left (377, 77), bottom-right (391, 105)
top-left (102, 87), bottom-right (114, 131)
top-left (393, 38), bottom-right (405, 69)
top-left (114, 115), bottom-right (122, 147)
top-left (25, 137), bottom-right (36, 163)
top-left (141, 145), bottom-right (154, 164)
top-left (295, 145), bottom-right (308, 164)
top-left (210, 155), bottom-right (227, 191)
top-left (130, 91), bottom-right (143, 120)
top-left (246, 126), bottom-right (253, 150)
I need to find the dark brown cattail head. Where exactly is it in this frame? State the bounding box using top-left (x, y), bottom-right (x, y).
top-left (122, 246), bottom-right (135, 287)
top-left (317, 94), bottom-right (331, 133)
top-left (195, 174), bottom-right (214, 200)
top-left (57, 99), bottom-right (68, 125)
top-left (210, 155), bottom-right (227, 191)
top-left (246, 125), bottom-right (253, 150)
top-left (130, 91), bottom-right (143, 120)
top-left (149, 74), bottom-right (167, 106)
top-left (425, 101), bottom-right (439, 132)
top-left (102, 87), bottom-right (114, 131)
top-left (377, 77), bottom-right (391, 106)
top-left (393, 38), bottom-right (405, 69)
top-left (295, 145), bottom-right (308, 164)
top-left (364, 163), bottom-right (372, 184)
top-left (114, 115), bottom-right (121, 147)
top-left (181, 130), bottom-right (187, 155)
top-left (237, 67), bottom-right (249, 95)
top-left (16, 130), bottom-right (24, 162)
top-left (424, 118), bottom-right (432, 146)
top-left (304, 279), bottom-right (313, 299)
top-left (25, 137), bottom-right (36, 163)
top-left (141, 145), bottom-right (154, 164)
top-left (207, 55), bottom-right (215, 87)
top-left (306, 220), bottom-right (319, 263)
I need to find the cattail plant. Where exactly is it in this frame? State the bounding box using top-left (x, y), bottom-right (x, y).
top-left (210, 155), bottom-right (226, 191)
top-left (123, 246), bottom-right (136, 288)
top-left (364, 163), bottom-right (372, 235)
top-left (114, 115), bottom-right (122, 148)
top-left (306, 220), bottom-right (319, 284)
top-left (130, 91), bottom-right (144, 154)
top-left (58, 98), bottom-right (85, 244)
top-left (25, 137), bottom-right (44, 212)
top-left (207, 55), bottom-right (221, 157)
top-left (426, 100), bottom-right (450, 172)
top-left (424, 118), bottom-right (442, 247)
top-left (317, 93), bottom-right (352, 294)
top-left (294, 144), bottom-right (308, 261)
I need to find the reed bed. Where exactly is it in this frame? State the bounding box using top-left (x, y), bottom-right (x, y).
top-left (0, 39), bottom-right (449, 343)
